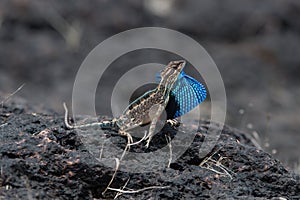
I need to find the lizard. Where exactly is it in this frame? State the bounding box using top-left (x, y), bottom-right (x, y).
top-left (64, 60), bottom-right (207, 148)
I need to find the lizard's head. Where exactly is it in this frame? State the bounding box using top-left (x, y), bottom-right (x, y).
top-left (159, 60), bottom-right (186, 90)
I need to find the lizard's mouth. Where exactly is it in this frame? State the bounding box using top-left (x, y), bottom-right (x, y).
top-left (172, 60), bottom-right (186, 72)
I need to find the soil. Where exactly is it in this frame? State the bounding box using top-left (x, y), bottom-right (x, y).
top-left (0, 99), bottom-right (299, 199)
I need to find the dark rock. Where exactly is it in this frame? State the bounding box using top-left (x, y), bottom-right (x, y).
top-left (0, 0), bottom-right (300, 168)
top-left (0, 100), bottom-right (299, 199)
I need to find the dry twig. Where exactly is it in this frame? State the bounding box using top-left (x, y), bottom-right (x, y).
top-left (102, 158), bottom-right (120, 195)
top-left (165, 135), bottom-right (172, 168)
top-left (199, 147), bottom-right (234, 180)
top-left (1, 84), bottom-right (25, 107)
top-left (107, 185), bottom-right (170, 194)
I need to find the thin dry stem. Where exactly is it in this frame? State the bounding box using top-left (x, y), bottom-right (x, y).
top-left (102, 158), bottom-right (120, 195)
top-left (165, 135), bottom-right (172, 168)
top-left (99, 142), bottom-right (104, 159)
top-left (201, 158), bottom-right (233, 180)
top-left (1, 84), bottom-right (25, 107)
top-left (199, 146), bottom-right (223, 166)
top-left (120, 140), bottom-right (130, 161)
top-left (107, 185), bottom-right (170, 194)
top-left (114, 178), bottom-right (130, 199)
top-left (199, 147), bottom-right (234, 180)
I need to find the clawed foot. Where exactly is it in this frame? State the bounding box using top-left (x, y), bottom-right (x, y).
top-left (119, 130), bottom-right (133, 145)
top-left (166, 119), bottom-right (180, 127)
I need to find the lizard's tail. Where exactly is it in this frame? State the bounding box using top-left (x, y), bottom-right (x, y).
top-left (63, 102), bottom-right (115, 129)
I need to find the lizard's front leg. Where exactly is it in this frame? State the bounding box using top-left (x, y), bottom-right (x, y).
top-left (145, 104), bottom-right (165, 148)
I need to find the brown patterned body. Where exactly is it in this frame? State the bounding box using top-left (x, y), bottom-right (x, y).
top-left (114, 60), bottom-right (186, 147)
top-left (115, 88), bottom-right (165, 132)
top-left (64, 60), bottom-right (186, 147)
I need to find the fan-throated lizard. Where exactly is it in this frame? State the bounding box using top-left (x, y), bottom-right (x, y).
top-left (64, 60), bottom-right (207, 147)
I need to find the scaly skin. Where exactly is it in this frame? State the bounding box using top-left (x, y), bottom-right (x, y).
top-left (64, 60), bottom-right (186, 147)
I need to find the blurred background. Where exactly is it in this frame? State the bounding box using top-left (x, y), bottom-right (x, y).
top-left (0, 0), bottom-right (299, 172)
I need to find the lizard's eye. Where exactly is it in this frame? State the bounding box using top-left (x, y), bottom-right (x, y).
top-left (171, 60), bottom-right (185, 70)
top-left (172, 65), bottom-right (179, 69)
top-left (171, 64), bottom-right (181, 70)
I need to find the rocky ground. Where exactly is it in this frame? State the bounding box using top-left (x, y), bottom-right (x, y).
top-left (0, 99), bottom-right (299, 199)
top-left (0, 0), bottom-right (299, 169)
top-left (0, 1), bottom-right (300, 198)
